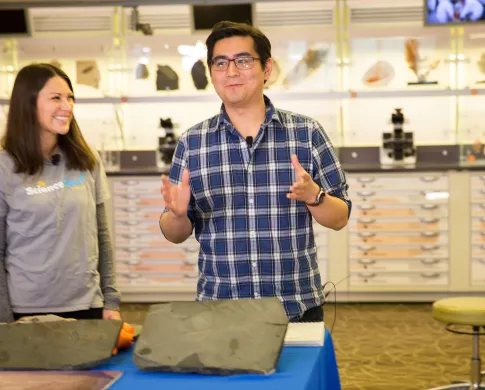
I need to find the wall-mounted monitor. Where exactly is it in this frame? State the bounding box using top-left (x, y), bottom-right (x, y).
top-left (425, 0), bottom-right (485, 25)
top-left (0, 9), bottom-right (30, 37)
top-left (192, 3), bottom-right (253, 31)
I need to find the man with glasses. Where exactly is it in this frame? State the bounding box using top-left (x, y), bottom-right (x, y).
top-left (159, 21), bottom-right (351, 323)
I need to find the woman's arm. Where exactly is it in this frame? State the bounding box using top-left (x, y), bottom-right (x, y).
top-left (0, 207), bottom-right (13, 323)
top-left (97, 203), bottom-right (121, 316)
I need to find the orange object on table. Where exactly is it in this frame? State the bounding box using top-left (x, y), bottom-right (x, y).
top-left (113, 322), bottom-right (135, 355)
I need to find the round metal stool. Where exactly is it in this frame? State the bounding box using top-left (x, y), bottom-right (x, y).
top-left (429, 297), bottom-right (485, 390)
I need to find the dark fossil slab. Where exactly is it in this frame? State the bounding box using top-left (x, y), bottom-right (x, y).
top-left (134, 298), bottom-right (288, 375)
top-left (0, 320), bottom-right (122, 370)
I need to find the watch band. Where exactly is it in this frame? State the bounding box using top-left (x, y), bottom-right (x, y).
top-left (306, 187), bottom-right (326, 206)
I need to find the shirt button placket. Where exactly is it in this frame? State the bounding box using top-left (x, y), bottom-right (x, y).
top-left (247, 165), bottom-right (260, 299)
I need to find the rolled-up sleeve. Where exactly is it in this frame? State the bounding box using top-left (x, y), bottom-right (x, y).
top-left (311, 120), bottom-right (352, 217)
top-left (162, 134), bottom-right (195, 226)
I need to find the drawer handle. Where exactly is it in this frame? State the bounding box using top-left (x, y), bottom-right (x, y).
top-left (184, 273), bottom-right (198, 279)
top-left (122, 220), bottom-right (140, 226)
top-left (357, 259), bottom-right (376, 265)
top-left (183, 258), bottom-right (198, 265)
top-left (357, 245), bottom-right (376, 252)
top-left (420, 176), bottom-right (440, 183)
top-left (124, 273), bottom-right (140, 279)
top-left (357, 272), bottom-right (377, 279)
top-left (481, 217), bottom-right (485, 223)
top-left (479, 259), bottom-right (485, 265)
top-left (420, 217), bottom-right (439, 224)
top-left (357, 177), bottom-right (375, 183)
top-left (421, 204), bottom-right (438, 210)
top-left (122, 233), bottom-right (140, 239)
top-left (357, 232), bottom-right (376, 238)
top-left (121, 180), bottom-right (140, 185)
top-left (480, 245), bottom-right (485, 251)
top-left (358, 204), bottom-right (375, 210)
top-left (420, 258), bottom-right (440, 265)
top-left (125, 259), bottom-right (141, 265)
top-left (183, 247), bottom-right (199, 253)
top-left (421, 231), bottom-right (439, 238)
top-left (480, 203), bottom-right (485, 210)
top-left (120, 247), bottom-right (139, 253)
top-left (421, 245), bottom-right (439, 251)
top-left (357, 218), bottom-right (376, 224)
top-left (356, 191), bottom-right (375, 197)
top-left (480, 232), bottom-right (485, 236)
top-left (420, 272), bottom-right (441, 278)
top-left (121, 207), bottom-right (140, 212)
top-left (121, 194), bottom-right (139, 199)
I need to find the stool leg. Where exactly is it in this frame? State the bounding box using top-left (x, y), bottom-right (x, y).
top-left (470, 326), bottom-right (482, 390)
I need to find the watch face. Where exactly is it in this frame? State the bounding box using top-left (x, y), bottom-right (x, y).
top-left (317, 189), bottom-right (325, 204)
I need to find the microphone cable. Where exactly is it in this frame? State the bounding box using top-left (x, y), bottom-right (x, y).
top-left (322, 274), bottom-right (351, 334)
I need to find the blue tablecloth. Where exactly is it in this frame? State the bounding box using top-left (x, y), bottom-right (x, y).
top-left (97, 329), bottom-right (341, 390)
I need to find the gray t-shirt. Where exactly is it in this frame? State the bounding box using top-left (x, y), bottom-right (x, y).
top-left (0, 149), bottom-right (110, 313)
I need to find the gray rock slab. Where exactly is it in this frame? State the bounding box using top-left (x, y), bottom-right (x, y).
top-left (0, 320), bottom-right (122, 370)
top-left (133, 298), bottom-right (288, 375)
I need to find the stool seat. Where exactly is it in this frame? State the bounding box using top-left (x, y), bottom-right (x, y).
top-left (433, 297), bottom-right (485, 326)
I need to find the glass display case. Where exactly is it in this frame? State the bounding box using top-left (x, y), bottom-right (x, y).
top-left (0, 0), bottom-right (484, 165)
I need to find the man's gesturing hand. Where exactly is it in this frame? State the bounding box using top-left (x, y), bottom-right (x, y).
top-left (161, 168), bottom-right (191, 217)
top-left (287, 154), bottom-right (320, 204)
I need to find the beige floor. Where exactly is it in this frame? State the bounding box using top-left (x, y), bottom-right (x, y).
top-left (120, 302), bottom-right (484, 390)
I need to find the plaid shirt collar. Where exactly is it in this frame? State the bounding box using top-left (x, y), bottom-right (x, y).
top-left (213, 95), bottom-right (283, 136)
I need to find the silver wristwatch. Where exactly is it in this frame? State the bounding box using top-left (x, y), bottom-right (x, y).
top-left (306, 187), bottom-right (326, 206)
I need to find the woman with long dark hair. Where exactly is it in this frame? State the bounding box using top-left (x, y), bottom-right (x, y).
top-left (0, 63), bottom-right (120, 322)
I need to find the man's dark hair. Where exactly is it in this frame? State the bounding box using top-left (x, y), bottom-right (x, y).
top-left (205, 21), bottom-right (271, 71)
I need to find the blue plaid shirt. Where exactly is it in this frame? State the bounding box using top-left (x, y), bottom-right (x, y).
top-left (165, 96), bottom-right (351, 320)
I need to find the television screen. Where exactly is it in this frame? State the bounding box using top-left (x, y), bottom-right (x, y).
top-left (0, 9), bottom-right (30, 36)
top-left (192, 4), bottom-right (253, 31)
top-left (425, 0), bottom-right (485, 25)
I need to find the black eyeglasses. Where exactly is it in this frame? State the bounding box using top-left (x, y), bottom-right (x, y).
top-left (210, 56), bottom-right (261, 71)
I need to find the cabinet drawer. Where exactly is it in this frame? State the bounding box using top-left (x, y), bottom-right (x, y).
top-left (114, 219), bottom-right (163, 234)
top-left (114, 206), bottom-right (162, 221)
top-left (471, 217), bottom-right (485, 231)
top-left (470, 175), bottom-right (485, 189)
top-left (471, 188), bottom-right (485, 203)
top-left (113, 193), bottom-right (164, 207)
top-left (470, 244), bottom-right (485, 257)
top-left (349, 245), bottom-right (448, 260)
top-left (349, 217), bottom-right (448, 232)
top-left (350, 231), bottom-right (448, 246)
top-left (471, 203), bottom-right (485, 217)
top-left (348, 175), bottom-right (447, 191)
top-left (350, 258), bottom-right (448, 272)
top-left (112, 179), bottom-right (160, 195)
top-left (115, 233), bottom-right (199, 249)
top-left (116, 248), bottom-right (198, 262)
top-left (118, 273), bottom-right (197, 287)
top-left (350, 271), bottom-right (448, 286)
top-left (116, 238), bottom-right (199, 252)
top-left (350, 190), bottom-right (449, 205)
top-left (353, 203), bottom-right (447, 218)
top-left (471, 258), bottom-right (485, 286)
top-left (471, 231), bottom-right (485, 245)
top-left (117, 263), bottom-right (196, 274)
